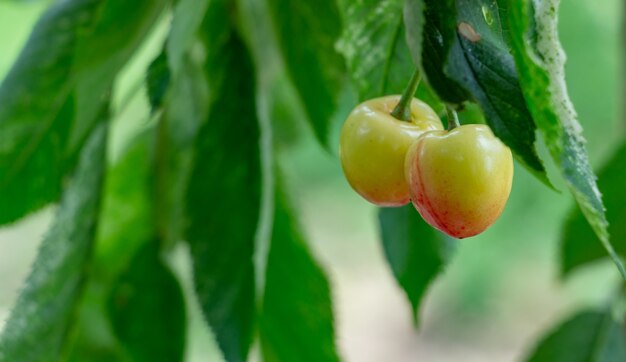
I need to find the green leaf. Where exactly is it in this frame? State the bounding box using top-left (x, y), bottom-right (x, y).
top-left (561, 141), bottom-right (626, 276)
top-left (378, 205), bottom-right (456, 321)
top-left (337, 0), bottom-right (443, 112)
top-left (260, 181), bottom-right (340, 362)
top-left (414, 0), bottom-right (469, 104)
top-left (525, 310), bottom-right (626, 362)
top-left (266, 0), bottom-right (345, 147)
top-left (414, 0), bottom-right (548, 184)
top-left (509, 1), bottom-right (626, 279)
top-left (146, 49), bottom-right (170, 113)
top-left (0, 123), bottom-right (107, 362)
top-left (183, 1), bottom-right (261, 360)
top-left (95, 129), bottom-right (155, 279)
top-left (67, 130), bottom-right (157, 362)
top-left (108, 242), bottom-right (187, 362)
top-left (0, 0), bottom-right (102, 225)
top-left (154, 55), bottom-right (209, 244)
top-left (0, 0), bottom-right (166, 225)
top-left (153, 0), bottom-right (213, 245)
top-left (166, 0), bottom-right (210, 75)
top-left (337, 0), bottom-right (412, 100)
top-left (403, 0), bottom-right (425, 72)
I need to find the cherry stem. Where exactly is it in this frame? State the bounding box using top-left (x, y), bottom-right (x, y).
top-left (446, 106), bottom-right (460, 130)
top-left (390, 68), bottom-right (421, 122)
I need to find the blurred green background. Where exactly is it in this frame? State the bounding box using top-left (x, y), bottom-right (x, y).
top-left (0, 1), bottom-right (623, 361)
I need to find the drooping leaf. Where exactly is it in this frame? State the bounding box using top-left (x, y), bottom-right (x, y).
top-left (411, 0), bottom-right (548, 184)
top-left (183, 1), bottom-right (261, 360)
top-left (152, 0), bottom-right (212, 245)
top-left (266, 0), bottom-right (345, 147)
top-left (337, 0), bottom-right (442, 112)
top-left (561, 141), bottom-right (626, 276)
top-left (260, 181), bottom-right (340, 362)
top-left (108, 242), bottom-right (187, 362)
top-left (154, 54), bottom-right (209, 245)
top-left (403, 0), bottom-right (425, 72)
top-left (0, 124), bottom-right (107, 362)
top-left (0, 0), bottom-right (102, 225)
top-left (337, 0), bottom-right (412, 100)
top-left (166, 0), bottom-right (210, 75)
top-left (66, 283), bottom-right (130, 362)
top-left (0, 0), bottom-right (166, 225)
top-left (378, 205), bottom-right (456, 321)
top-left (525, 310), bottom-right (626, 362)
top-left (95, 129), bottom-right (155, 279)
top-left (413, 0), bottom-right (469, 104)
top-left (146, 49), bottom-right (170, 113)
top-left (509, 0), bottom-right (626, 279)
top-left (67, 130), bottom-right (157, 362)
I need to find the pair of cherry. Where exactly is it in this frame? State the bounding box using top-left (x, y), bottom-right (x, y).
top-left (339, 95), bottom-right (513, 239)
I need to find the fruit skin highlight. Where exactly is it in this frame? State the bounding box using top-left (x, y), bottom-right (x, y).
top-left (339, 95), bottom-right (443, 206)
top-left (405, 124), bottom-right (513, 238)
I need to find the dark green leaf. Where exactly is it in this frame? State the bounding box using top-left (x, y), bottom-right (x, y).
top-left (525, 310), bottom-right (626, 362)
top-left (0, 0), bottom-right (102, 225)
top-left (0, 0), bottom-right (166, 225)
top-left (415, 0), bottom-right (548, 184)
top-left (415, 0), bottom-right (469, 104)
top-left (260, 182), bottom-right (339, 362)
top-left (183, 1), bottom-right (261, 360)
top-left (152, 0), bottom-right (213, 245)
top-left (146, 49), bottom-right (170, 113)
top-left (266, 0), bottom-right (345, 147)
top-left (108, 242), bottom-right (186, 362)
top-left (67, 130), bottom-right (157, 362)
top-left (509, 1), bottom-right (626, 279)
top-left (378, 205), bottom-right (456, 321)
top-left (66, 123), bottom-right (186, 362)
top-left (561, 141), bottom-right (626, 276)
top-left (66, 284), bottom-right (130, 362)
top-left (154, 55), bottom-right (208, 244)
top-left (0, 124), bottom-right (107, 362)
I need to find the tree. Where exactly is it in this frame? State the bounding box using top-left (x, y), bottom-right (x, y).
top-left (0, 0), bottom-right (624, 361)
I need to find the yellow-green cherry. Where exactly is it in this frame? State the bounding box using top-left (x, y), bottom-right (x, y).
top-left (339, 95), bottom-right (443, 206)
top-left (405, 123), bottom-right (513, 238)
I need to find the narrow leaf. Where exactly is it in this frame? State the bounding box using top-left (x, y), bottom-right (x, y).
top-left (96, 129), bottom-right (155, 279)
top-left (509, 0), bottom-right (626, 279)
top-left (266, 0), bottom-right (345, 147)
top-left (525, 310), bottom-right (626, 362)
top-left (108, 242), bottom-right (186, 362)
top-left (183, 1), bottom-right (261, 360)
top-left (378, 205), bottom-right (456, 321)
top-left (154, 55), bottom-right (208, 244)
top-left (166, 0), bottom-right (210, 75)
top-left (0, 0), bottom-right (102, 224)
top-left (67, 130), bottom-right (157, 362)
top-left (403, 0), bottom-right (425, 72)
top-left (561, 141), bottom-right (626, 276)
top-left (0, 124), bottom-right (107, 362)
top-left (0, 0), bottom-right (166, 225)
top-left (146, 50), bottom-right (170, 113)
top-left (260, 182), bottom-right (339, 362)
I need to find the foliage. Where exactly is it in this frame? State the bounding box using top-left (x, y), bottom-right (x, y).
top-left (0, 0), bottom-right (624, 361)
